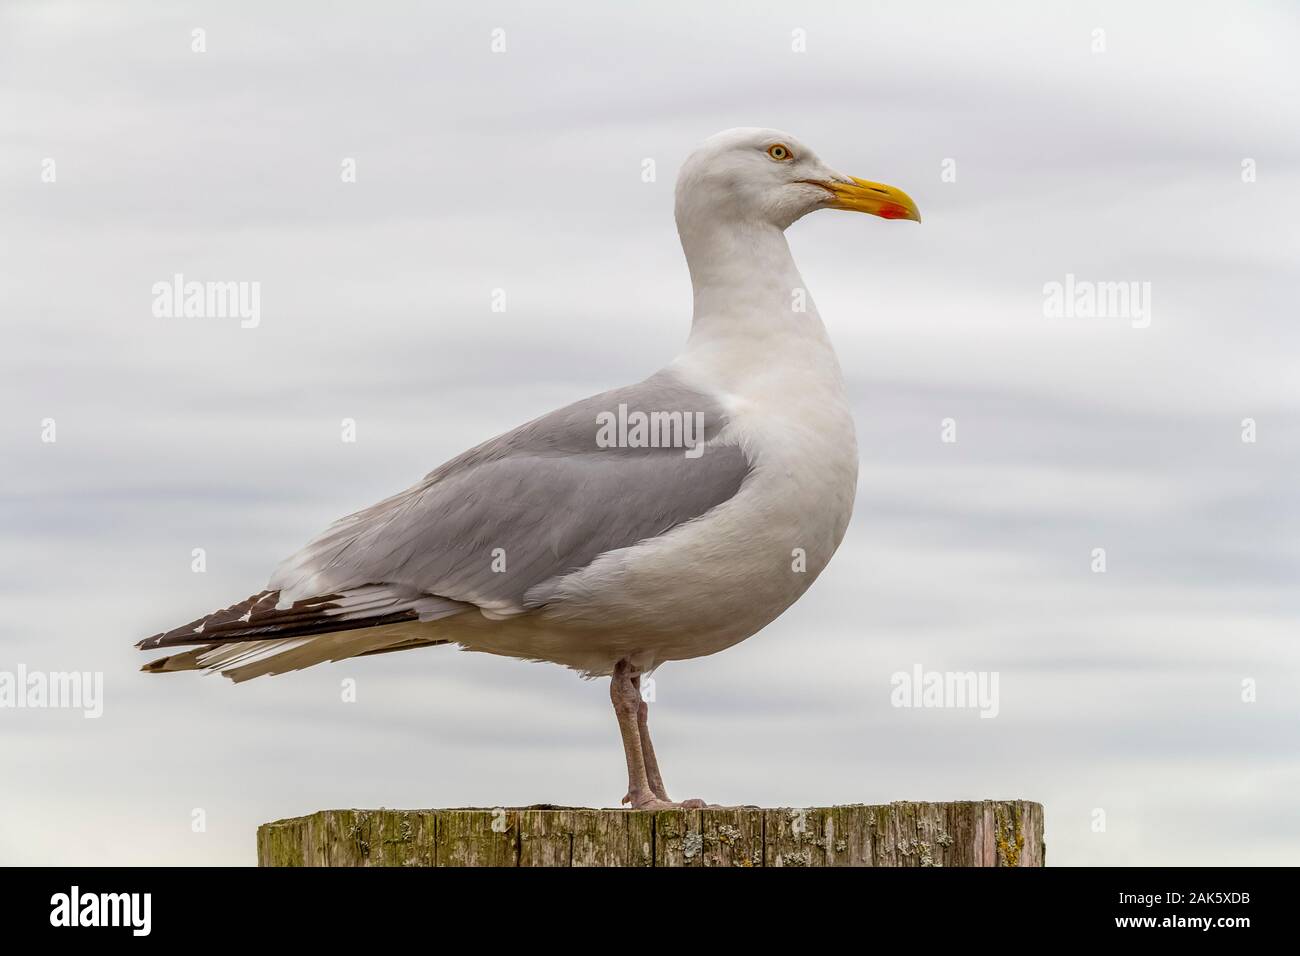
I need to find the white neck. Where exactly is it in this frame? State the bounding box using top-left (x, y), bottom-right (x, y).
top-left (680, 218), bottom-right (807, 337)
top-left (673, 216), bottom-right (842, 388)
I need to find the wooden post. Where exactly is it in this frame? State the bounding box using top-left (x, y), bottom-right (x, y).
top-left (257, 800), bottom-right (1044, 867)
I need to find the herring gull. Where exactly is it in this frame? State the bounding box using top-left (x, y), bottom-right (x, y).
top-left (138, 128), bottom-right (921, 808)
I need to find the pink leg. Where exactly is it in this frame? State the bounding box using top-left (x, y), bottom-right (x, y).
top-left (632, 675), bottom-right (671, 801)
top-left (611, 659), bottom-right (707, 810)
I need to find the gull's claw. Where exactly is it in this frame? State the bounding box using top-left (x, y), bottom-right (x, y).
top-left (622, 793), bottom-right (716, 810)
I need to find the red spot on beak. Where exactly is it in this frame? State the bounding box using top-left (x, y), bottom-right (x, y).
top-left (877, 203), bottom-right (908, 219)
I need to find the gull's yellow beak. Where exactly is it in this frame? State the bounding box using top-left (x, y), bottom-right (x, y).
top-left (817, 177), bottom-right (921, 222)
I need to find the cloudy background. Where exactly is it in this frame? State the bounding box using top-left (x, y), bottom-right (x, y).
top-left (2, 0), bottom-right (1297, 865)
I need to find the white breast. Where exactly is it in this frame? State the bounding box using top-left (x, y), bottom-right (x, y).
top-left (534, 294), bottom-right (859, 671)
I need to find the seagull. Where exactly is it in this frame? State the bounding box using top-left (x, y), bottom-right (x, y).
top-left (138, 128), bottom-right (920, 809)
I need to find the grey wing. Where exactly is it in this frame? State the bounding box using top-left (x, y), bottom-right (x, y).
top-left (268, 368), bottom-right (751, 618)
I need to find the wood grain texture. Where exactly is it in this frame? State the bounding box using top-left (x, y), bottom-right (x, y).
top-left (258, 801), bottom-right (1044, 867)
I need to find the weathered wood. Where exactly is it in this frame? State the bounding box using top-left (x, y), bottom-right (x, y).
top-left (258, 801), bottom-right (1044, 867)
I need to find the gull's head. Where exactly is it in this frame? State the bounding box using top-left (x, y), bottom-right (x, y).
top-left (675, 127), bottom-right (920, 232)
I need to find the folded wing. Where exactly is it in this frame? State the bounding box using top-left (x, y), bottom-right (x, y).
top-left (138, 368), bottom-right (751, 677)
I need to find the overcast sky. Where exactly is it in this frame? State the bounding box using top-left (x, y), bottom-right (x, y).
top-left (2, 0), bottom-right (1298, 866)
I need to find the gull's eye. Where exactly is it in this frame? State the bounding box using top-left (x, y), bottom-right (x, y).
top-left (767, 144), bottom-right (792, 161)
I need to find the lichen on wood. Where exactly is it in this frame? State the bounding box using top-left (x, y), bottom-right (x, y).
top-left (257, 800), bottom-right (1044, 867)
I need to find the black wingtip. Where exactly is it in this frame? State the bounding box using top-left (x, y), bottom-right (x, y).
top-left (134, 589), bottom-right (422, 654)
